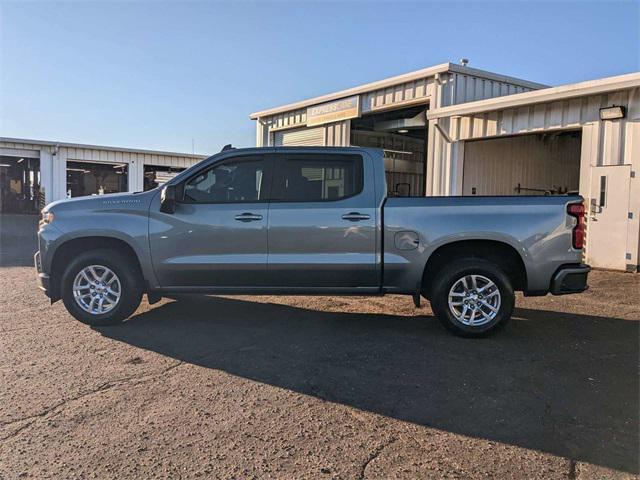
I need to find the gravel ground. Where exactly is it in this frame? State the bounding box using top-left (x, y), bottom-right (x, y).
top-left (0, 264), bottom-right (638, 479)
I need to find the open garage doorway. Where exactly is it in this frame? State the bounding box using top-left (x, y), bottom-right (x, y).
top-left (462, 130), bottom-right (581, 196)
top-left (66, 160), bottom-right (128, 198)
top-left (351, 105), bottom-right (427, 196)
top-left (0, 155), bottom-right (41, 214)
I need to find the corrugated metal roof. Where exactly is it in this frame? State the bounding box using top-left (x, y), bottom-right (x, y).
top-left (249, 63), bottom-right (548, 119)
top-left (428, 72), bottom-right (640, 119)
top-left (0, 137), bottom-right (207, 159)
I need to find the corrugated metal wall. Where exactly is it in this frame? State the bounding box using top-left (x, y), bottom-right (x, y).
top-left (265, 107), bottom-right (308, 132)
top-left (324, 121), bottom-right (350, 146)
top-left (360, 77), bottom-right (433, 113)
top-left (439, 72), bottom-right (535, 107)
top-left (445, 88), bottom-right (638, 160)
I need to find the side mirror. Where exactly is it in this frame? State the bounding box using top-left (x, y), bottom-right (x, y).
top-left (160, 185), bottom-right (176, 214)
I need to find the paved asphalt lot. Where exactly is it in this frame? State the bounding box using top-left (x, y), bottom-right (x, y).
top-left (0, 215), bottom-right (638, 479)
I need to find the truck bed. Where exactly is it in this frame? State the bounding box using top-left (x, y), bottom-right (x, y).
top-left (382, 195), bottom-right (584, 294)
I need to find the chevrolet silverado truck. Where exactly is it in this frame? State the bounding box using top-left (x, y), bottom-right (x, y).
top-left (35, 146), bottom-right (590, 337)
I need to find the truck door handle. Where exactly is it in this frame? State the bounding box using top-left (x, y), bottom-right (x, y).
top-left (234, 212), bottom-right (263, 222)
top-left (342, 212), bottom-right (370, 221)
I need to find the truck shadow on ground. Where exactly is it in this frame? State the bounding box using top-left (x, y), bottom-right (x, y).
top-left (97, 296), bottom-right (639, 473)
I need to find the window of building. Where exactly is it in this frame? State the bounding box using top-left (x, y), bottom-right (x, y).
top-left (273, 155), bottom-right (363, 202)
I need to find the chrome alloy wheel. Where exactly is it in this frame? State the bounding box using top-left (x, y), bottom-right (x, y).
top-left (72, 265), bottom-right (121, 315)
top-left (448, 274), bottom-right (501, 326)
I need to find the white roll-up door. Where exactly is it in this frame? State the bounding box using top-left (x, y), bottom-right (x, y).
top-left (273, 127), bottom-right (325, 146)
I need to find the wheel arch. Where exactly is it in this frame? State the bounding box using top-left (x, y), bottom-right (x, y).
top-left (49, 236), bottom-right (145, 301)
top-left (421, 239), bottom-right (528, 299)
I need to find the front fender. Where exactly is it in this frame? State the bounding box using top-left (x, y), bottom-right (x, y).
top-left (42, 214), bottom-right (158, 291)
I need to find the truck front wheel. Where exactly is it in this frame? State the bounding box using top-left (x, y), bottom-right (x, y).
top-left (429, 258), bottom-right (514, 337)
top-left (61, 249), bottom-right (143, 326)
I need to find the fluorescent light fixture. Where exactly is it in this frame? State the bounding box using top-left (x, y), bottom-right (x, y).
top-left (383, 149), bottom-right (413, 155)
top-left (397, 129), bottom-right (409, 134)
top-left (18, 158), bottom-right (24, 163)
top-left (0, 163), bottom-right (11, 167)
top-left (600, 105), bottom-right (625, 120)
top-left (112, 164), bottom-right (126, 169)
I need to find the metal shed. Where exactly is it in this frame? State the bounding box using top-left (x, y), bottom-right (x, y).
top-left (0, 138), bottom-right (205, 213)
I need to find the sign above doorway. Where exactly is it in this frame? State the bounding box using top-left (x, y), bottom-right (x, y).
top-left (306, 96), bottom-right (360, 127)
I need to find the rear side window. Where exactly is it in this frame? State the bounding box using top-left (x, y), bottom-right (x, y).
top-left (273, 154), bottom-right (363, 202)
top-left (183, 157), bottom-right (269, 203)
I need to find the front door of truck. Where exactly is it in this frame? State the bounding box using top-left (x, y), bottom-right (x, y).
top-left (266, 152), bottom-right (379, 290)
top-left (149, 155), bottom-right (273, 287)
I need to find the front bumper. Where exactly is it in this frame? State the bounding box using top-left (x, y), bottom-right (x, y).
top-left (34, 251), bottom-right (51, 297)
top-left (550, 263), bottom-right (591, 295)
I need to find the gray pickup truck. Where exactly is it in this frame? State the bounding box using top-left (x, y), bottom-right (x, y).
top-left (35, 146), bottom-right (590, 336)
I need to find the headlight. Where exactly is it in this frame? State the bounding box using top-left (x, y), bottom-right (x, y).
top-left (39, 211), bottom-right (54, 227)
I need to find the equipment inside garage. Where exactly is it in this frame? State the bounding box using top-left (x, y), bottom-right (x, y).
top-left (66, 160), bottom-right (128, 198)
top-left (0, 155), bottom-right (41, 214)
top-left (350, 106), bottom-right (427, 197)
top-left (462, 130), bottom-right (581, 196)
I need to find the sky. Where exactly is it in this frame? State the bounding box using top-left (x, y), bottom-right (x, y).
top-left (1, 0), bottom-right (638, 155)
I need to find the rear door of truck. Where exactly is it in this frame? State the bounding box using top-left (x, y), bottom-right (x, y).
top-left (266, 150), bottom-right (379, 290)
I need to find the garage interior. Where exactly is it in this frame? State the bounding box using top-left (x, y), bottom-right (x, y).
top-left (66, 160), bottom-right (128, 198)
top-left (144, 165), bottom-right (186, 191)
top-left (0, 155), bottom-right (41, 214)
top-left (350, 105), bottom-right (428, 196)
top-left (462, 130), bottom-right (582, 196)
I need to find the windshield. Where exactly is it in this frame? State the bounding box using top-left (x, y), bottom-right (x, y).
top-left (163, 153), bottom-right (220, 187)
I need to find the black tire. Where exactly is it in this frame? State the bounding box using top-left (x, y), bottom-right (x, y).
top-left (61, 248), bottom-right (143, 326)
top-left (429, 258), bottom-right (514, 337)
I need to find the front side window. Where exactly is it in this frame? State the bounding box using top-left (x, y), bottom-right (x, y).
top-left (273, 154), bottom-right (363, 202)
top-left (183, 158), bottom-right (267, 203)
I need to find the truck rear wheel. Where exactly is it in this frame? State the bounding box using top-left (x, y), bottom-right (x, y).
top-left (61, 248), bottom-right (143, 326)
top-left (429, 258), bottom-right (514, 337)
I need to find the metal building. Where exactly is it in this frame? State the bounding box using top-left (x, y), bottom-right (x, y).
top-left (0, 138), bottom-right (205, 214)
top-left (251, 62), bottom-right (544, 197)
top-left (250, 63), bottom-right (640, 271)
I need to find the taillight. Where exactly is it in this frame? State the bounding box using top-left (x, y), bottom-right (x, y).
top-left (567, 202), bottom-right (585, 249)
